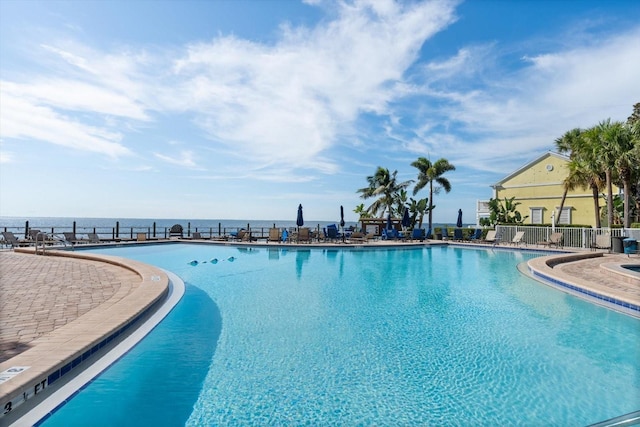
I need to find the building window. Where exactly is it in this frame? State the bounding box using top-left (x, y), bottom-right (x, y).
top-left (557, 207), bottom-right (571, 224)
top-left (530, 208), bottom-right (543, 224)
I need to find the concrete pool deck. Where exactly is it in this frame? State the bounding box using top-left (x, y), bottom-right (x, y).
top-left (0, 241), bottom-right (638, 424)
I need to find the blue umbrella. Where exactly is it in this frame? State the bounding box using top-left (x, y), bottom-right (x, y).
top-left (402, 207), bottom-right (410, 228)
top-left (456, 209), bottom-right (463, 228)
top-left (296, 204), bottom-right (304, 227)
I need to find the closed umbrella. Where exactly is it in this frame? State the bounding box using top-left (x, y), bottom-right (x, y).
top-left (456, 209), bottom-right (463, 228)
top-left (402, 207), bottom-right (410, 229)
top-left (340, 205), bottom-right (345, 242)
top-left (296, 204), bottom-right (304, 227)
top-left (296, 204), bottom-right (304, 243)
top-left (386, 213), bottom-right (392, 230)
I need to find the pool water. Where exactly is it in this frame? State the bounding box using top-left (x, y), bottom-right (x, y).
top-left (41, 245), bottom-right (640, 426)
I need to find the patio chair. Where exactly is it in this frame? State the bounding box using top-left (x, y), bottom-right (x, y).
top-left (468, 229), bottom-right (483, 242)
top-left (236, 230), bottom-right (252, 242)
top-left (510, 231), bottom-right (526, 246)
top-left (87, 233), bottom-right (102, 243)
top-left (411, 228), bottom-right (425, 242)
top-left (326, 224), bottom-right (339, 242)
top-left (2, 231), bottom-right (31, 248)
top-left (349, 231), bottom-right (367, 243)
top-left (453, 229), bottom-right (464, 241)
top-left (425, 228), bottom-right (432, 239)
top-left (590, 233), bottom-right (611, 252)
top-left (298, 227), bottom-right (311, 243)
top-left (537, 232), bottom-right (563, 249)
top-left (441, 227), bottom-right (450, 240)
top-left (169, 224), bottom-right (183, 238)
top-left (382, 228), bottom-right (397, 240)
top-left (268, 228), bottom-right (280, 243)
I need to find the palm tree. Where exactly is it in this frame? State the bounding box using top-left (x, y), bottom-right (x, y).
top-left (554, 128), bottom-right (583, 225)
top-left (611, 123), bottom-right (638, 227)
top-left (566, 154), bottom-right (606, 228)
top-left (411, 157), bottom-right (455, 232)
top-left (356, 167), bottom-right (412, 218)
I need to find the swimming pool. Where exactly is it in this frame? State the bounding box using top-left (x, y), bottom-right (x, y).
top-left (39, 244), bottom-right (640, 426)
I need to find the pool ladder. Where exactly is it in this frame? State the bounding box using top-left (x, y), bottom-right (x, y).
top-left (34, 232), bottom-right (71, 255)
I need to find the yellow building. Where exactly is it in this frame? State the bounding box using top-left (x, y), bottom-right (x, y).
top-left (488, 151), bottom-right (608, 227)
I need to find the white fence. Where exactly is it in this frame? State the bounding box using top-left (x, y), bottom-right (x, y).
top-left (495, 225), bottom-right (640, 250)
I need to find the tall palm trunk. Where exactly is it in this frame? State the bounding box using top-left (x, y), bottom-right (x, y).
top-left (428, 180), bottom-right (434, 231)
top-left (555, 188), bottom-right (568, 226)
top-left (591, 184), bottom-right (602, 228)
top-left (605, 169), bottom-right (614, 227)
top-left (623, 180), bottom-right (630, 228)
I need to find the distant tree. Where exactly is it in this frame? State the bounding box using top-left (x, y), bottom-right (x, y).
top-left (356, 167), bottom-right (412, 217)
top-left (411, 157), bottom-right (455, 233)
top-left (408, 197), bottom-right (430, 229)
top-left (354, 203), bottom-right (372, 219)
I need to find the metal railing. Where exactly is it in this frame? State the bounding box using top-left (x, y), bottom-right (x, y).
top-left (1, 222), bottom-right (333, 246)
top-left (495, 225), bottom-right (640, 250)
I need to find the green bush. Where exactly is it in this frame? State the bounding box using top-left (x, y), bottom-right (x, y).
top-left (631, 223), bottom-right (640, 228)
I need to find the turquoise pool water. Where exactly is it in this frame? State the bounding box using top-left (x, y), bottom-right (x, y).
top-left (41, 244), bottom-right (640, 426)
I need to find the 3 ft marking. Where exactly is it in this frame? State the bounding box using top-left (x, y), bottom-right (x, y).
top-left (1, 377), bottom-right (48, 418)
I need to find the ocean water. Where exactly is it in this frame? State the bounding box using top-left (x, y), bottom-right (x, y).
top-left (0, 216), bottom-right (459, 237)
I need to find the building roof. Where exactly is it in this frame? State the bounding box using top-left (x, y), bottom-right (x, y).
top-left (490, 151), bottom-right (569, 188)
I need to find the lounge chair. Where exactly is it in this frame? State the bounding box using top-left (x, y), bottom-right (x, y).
top-left (236, 230), bottom-right (249, 242)
top-left (382, 228), bottom-right (397, 240)
top-left (349, 231), bottom-right (367, 243)
top-left (425, 228), bottom-right (432, 239)
top-left (326, 224), bottom-right (339, 242)
top-left (468, 229), bottom-right (482, 242)
top-left (453, 229), bottom-right (464, 241)
top-left (268, 228), bottom-right (280, 243)
top-left (591, 234), bottom-right (611, 252)
top-left (510, 231), bottom-right (526, 246)
top-left (191, 232), bottom-right (203, 240)
top-left (411, 228), bottom-right (425, 242)
top-left (538, 232), bottom-right (563, 249)
top-left (87, 233), bottom-right (102, 243)
top-left (441, 227), bottom-right (450, 240)
top-left (483, 230), bottom-right (499, 245)
top-left (2, 231), bottom-right (31, 248)
top-left (63, 232), bottom-right (86, 245)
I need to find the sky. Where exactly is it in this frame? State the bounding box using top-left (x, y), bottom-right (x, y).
top-left (1, 0), bottom-right (639, 224)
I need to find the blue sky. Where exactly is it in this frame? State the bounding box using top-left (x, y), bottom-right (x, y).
top-left (1, 0), bottom-right (638, 223)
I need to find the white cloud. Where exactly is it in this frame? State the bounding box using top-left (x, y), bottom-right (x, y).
top-left (404, 25), bottom-right (640, 169)
top-left (154, 150), bottom-right (201, 169)
top-left (0, 92), bottom-right (131, 157)
top-left (166, 0), bottom-right (458, 170)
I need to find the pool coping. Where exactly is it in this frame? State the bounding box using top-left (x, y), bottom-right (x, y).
top-left (22, 270), bottom-right (184, 427)
top-left (0, 250), bottom-right (172, 426)
top-left (527, 252), bottom-right (640, 318)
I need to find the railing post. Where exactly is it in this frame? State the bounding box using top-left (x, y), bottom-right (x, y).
top-left (116, 221), bottom-right (120, 238)
top-left (153, 222), bottom-right (156, 238)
